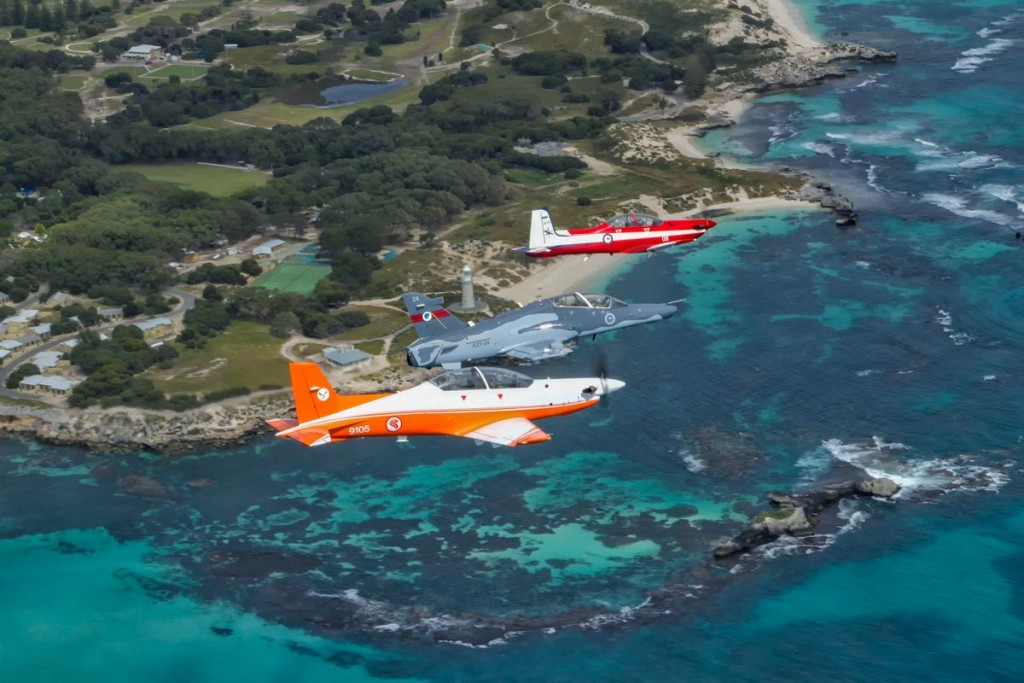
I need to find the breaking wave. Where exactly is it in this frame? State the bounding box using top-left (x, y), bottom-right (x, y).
top-left (922, 192), bottom-right (1014, 227)
top-left (821, 437), bottom-right (1009, 498)
top-left (952, 37), bottom-right (1015, 73)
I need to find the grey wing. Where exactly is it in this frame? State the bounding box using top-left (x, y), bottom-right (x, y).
top-left (504, 336), bottom-right (575, 362)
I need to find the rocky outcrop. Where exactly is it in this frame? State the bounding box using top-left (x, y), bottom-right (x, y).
top-left (787, 176), bottom-right (858, 226)
top-left (0, 392), bottom-right (292, 453)
top-left (714, 476), bottom-right (900, 558)
top-left (745, 43), bottom-right (897, 92)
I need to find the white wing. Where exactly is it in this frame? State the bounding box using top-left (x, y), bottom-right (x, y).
top-left (463, 418), bottom-right (551, 447)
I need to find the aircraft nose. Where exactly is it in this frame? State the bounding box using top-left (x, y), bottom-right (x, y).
top-left (657, 303), bottom-right (677, 319)
top-left (602, 378), bottom-right (625, 395)
top-left (705, 219), bottom-right (717, 229)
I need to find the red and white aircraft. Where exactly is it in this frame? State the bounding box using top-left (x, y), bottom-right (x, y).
top-left (266, 362), bottom-right (624, 448)
top-left (515, 208), bottom-right (716, 258)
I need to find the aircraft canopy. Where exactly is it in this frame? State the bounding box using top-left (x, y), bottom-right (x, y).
top-left (429, 367), bottom-right (535, 390)
top-left (608, 212), bottom-right (663, 228)
top-left (551, 292), bottom-right (624, 309)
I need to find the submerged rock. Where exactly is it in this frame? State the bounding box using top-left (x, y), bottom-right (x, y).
top-left (119, 474), bottom-right (179, 502)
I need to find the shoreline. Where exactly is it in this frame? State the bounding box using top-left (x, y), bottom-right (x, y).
top-left (0, 0), bottom-right (884, 454)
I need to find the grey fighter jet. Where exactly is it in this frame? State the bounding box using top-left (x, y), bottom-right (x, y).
top-left (403, 291), bottom-right (676, 368)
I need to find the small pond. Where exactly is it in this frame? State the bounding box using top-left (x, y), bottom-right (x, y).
top-left (305, 79), bottom-right (407, 108)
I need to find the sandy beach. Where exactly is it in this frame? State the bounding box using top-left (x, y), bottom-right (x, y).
top-left (499, 196), bottom-right (821, 303)
top-left (755, 0), bottom-right (823, 49)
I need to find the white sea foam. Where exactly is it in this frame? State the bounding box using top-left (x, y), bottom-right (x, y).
top-left (679, 449), bottom-right (707, 473)
top-left (822, 437), bottom-right (1009, 498)
top-left (801, 141), bottom-right (836, 157)
top-left (852, 73), bottom-right (885, 89)
top-left (816, 112), bottom-right (848, 122)
top-left (952, 37), bottom-right (1015, 73)
top-left (934, 307), bottom-right (974, 346)
top-left (980, 184), bottom-right (1024, 212)
top-left (922, 192), bottom-right (1013, 226)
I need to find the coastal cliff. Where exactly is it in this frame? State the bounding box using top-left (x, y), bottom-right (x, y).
top-left (0, 394), bottom-right (291, 453)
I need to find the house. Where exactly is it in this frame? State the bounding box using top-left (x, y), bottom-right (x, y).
top-left (323, 347), bottom-right (372, 370)
top-left (48, 292), bottom-right (70, 306)
top-left (0, 349), bottom-right (10, 364)
top-left (253, 238), bottom-right (286, 259)
top-left (123, 44), bottom-right (164, 61)
top-left (19, 374), bottom-right (80, 395)
top-left (133, 317), bottom-right (174, 340)
top-left (2, 309), bottom-right (38, 336)
top-left (29, 323), bottom-right (51, 339)
top-left (0, 292), bottom-right (9, 305)
top-left (15, 231), bottom-right (42, 244)
top-left (31, 350), bottom-right (64, 372)
top-left (16, 333), bottom-right (41, 348)
top-left (0, 339), bottom-right (23, 353)
top-left (97, 307), bottom-right (124, 322)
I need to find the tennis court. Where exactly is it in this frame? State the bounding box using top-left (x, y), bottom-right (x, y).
top-left (253, 263), bottom-right (331, 295)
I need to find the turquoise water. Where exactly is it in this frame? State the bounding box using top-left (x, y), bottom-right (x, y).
top-left (5, 1), bottom-right (1024, 679)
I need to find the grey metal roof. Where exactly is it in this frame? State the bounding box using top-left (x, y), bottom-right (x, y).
top-left (323, 347), bottom-right (371, 366)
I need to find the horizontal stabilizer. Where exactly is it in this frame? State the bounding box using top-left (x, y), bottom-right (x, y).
top-left (269, 421), bottom-right (333, 447)
top-left (463, 417), bottom-right (551, 447)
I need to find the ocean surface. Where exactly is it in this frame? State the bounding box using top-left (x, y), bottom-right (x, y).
top-left (4, 1), bottom-right (1024, 680)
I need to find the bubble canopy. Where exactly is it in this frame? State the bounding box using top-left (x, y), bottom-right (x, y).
top-left (428, 367), bottom-right (535, 391)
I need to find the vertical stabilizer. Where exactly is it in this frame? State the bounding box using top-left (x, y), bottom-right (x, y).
top-left (401, 293), bottom-right (468, 339)
top-left (289, 362), bottom-right (343, 422)
top-left (529, 209), bottom-right (557, 249)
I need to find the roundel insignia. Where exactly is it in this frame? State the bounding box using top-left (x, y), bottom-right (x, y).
top-left (422, 311), bottom-right (433, 322)
top-left (386, 416), bottom-right (402, 432)
top-left (604, 312), bottom-right (616, 326)
top-left (316, 387), bottom-right (330, 402)
top-left (602, 233), bottom-right (613, 245)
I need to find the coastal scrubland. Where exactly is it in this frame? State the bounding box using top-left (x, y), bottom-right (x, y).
top-left (0, 0), bottom-right (883, 444)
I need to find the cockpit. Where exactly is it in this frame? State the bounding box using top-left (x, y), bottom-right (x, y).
top-left (428, 366), bottom-right (535, 391)
top-left (550, 292), bottom-right (624, 309)
top-left (607, 212), bottom-right (663, 228)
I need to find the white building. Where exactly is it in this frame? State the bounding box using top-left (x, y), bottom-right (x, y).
top-left (31, 350), bottom-right (64, 371)
top-left (253, 238), bottom-right (286, 258)
top-left (19, 374), bottom-right (80, 395)
top-left (123, 44), bottom-right (164, 61)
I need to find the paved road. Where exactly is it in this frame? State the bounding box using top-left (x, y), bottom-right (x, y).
top-left (0, 288), bottom-right (197, 401)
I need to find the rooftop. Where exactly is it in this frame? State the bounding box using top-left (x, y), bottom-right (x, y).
top-left (20, 374), bottom-right (80, 392)
top-left (323, 347), bottom-right (372, 367)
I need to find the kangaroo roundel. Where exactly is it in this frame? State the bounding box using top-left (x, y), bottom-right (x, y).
top-left (386, 416), bottom-right (402, 432)
top-left (422, 311), bottom-right (433, 322)
top-left (602, 233), bottom-right (613, 245)
top-left (316, 387), bottom-right (330, 402)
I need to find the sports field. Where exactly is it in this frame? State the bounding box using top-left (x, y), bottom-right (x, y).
top-left (141, 64), bottom-right (209, 81)
top-left (254, 263), bottom-right (331, 295)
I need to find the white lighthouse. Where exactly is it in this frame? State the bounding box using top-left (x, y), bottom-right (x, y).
top-left (460, 264), bottom-right (475, 310)
top-left (450, 264), bottom-right (486, 313)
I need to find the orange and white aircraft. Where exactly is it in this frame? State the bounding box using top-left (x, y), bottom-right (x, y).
top-left (267, 362), bottom-right (625, 448)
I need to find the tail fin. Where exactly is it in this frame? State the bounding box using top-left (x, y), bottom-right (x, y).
top-left (288, 362), bottom-right (345, 422)
top-left (401, 293), bottom-right (467, 339)
top-left (529, 208), bottom-right (557, 249)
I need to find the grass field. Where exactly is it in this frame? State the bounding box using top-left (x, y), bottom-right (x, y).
top-left (119, 163), bottom-right (269, 196)
top-left (355, 339), bottom-right (385, 355)
top-left (145, 320), bottom-right (289, 395)
top-left (58, 74), bottom-right (88, 91)
top-left (254, 263), bottom-right (331, 296)
top-left (141, 64), bottom-right (209, 81)
top-left (336, 306), bottom-right (408, 341)
top-left (505, 168), bottom-right (564, 187)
